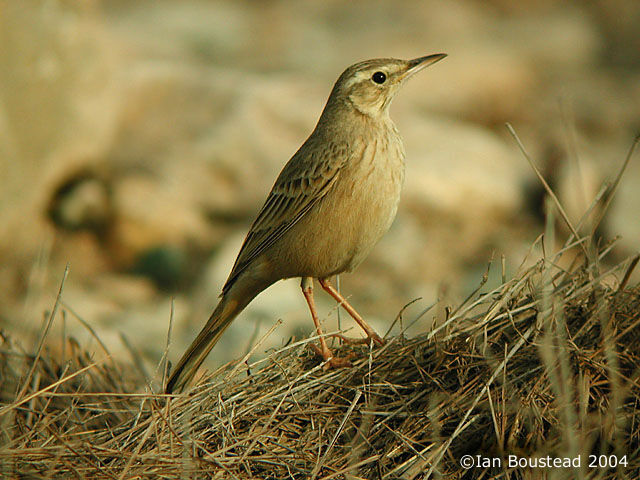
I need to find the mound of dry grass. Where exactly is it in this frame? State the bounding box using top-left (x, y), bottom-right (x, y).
top-left (1, 239), bottom-right (639, 479)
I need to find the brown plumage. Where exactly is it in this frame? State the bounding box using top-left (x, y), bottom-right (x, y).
top-left (166, 54), bottom-right (446, 393)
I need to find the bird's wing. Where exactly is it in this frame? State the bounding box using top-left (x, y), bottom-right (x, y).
top-left (221, 137), bottom-right (353, 294)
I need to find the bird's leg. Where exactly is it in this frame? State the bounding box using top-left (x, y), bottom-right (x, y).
top-left (300, 277), bottom-right (351, 368)
top-left (318, 278), bottom-right (385, 346)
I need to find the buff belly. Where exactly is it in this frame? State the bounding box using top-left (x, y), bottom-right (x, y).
top-left (265, 138), bottom-right (405, 280)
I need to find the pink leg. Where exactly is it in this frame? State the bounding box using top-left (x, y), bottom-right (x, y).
top-left (318, 278), bottom-right (385, 346)
top-left (300, 277), bottom-right (351, 368)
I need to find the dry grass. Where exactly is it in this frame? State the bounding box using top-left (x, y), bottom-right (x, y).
top-left (0, 240), bottom-right (639, 479)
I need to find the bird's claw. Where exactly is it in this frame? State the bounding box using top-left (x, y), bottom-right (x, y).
top-left (309, 343), bottom-right (353, 369)
top-left (330, 332), bottom-right (385, 347)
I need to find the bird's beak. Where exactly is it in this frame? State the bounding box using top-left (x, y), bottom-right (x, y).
top-left (402, 53), bottom-right (447, 81)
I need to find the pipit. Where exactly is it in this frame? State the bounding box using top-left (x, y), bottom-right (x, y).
top-left (166, 54), bottom-right (446, 393)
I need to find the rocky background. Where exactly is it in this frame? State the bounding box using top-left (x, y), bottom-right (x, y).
top-left (1, 0), bottom-right (638, 369)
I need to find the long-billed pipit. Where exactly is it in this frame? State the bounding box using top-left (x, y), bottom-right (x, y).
top-left (166, 54), bottom-right (447, 393)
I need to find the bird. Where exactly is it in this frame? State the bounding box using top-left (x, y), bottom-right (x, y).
top-left (166, 53), bottom-right (447, 393)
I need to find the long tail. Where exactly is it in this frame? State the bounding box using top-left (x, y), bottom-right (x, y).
top-left (166, 278), bottom-right (265, 393)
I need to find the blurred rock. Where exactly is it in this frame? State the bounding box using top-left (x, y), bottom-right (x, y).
top-left (607, 145), bottom-right (640, 256)
top-left (0, 1), bottom-right (119, 259)
top-left (48, 170), bottom-right (112, 233)
top-left (555, 144), bottom-right (604, 234)
top-left (401, 115), bottom-right (526, 216)
top-left (108, 175), bottom-right (210, 266)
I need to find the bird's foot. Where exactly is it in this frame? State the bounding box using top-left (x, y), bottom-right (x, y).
top-left (330, 332), bottom-right (385, 347)
top-left (309, 343), bottom-right (353, 369)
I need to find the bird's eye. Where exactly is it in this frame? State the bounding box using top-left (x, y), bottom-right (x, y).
top-left (372, 71), bottom-right (387, 84)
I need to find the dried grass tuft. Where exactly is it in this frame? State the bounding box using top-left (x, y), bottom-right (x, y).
top-left (1, 244), bottom-right (639, 479)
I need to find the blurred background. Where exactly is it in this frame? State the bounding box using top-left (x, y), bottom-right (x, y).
top-left (1, 0), bottom-right (638, 370)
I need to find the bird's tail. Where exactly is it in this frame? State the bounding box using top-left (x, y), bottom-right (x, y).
top-left (165, 278), bottom-right (264, 393)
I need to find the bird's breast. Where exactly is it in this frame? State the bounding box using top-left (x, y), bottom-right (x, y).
top-left (285, 123), bottom-right (405, 278)
top-left (338, 125), bottom-right (405, 255)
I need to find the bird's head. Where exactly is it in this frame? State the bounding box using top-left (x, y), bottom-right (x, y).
top-left (330, 54), bottom-right (446, 119)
